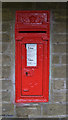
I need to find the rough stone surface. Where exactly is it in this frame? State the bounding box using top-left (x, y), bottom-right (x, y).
top-left (0, 92), bottom-right (2, 102)
top-left (52, 65), bottom-right (66, 78)
top-left (0, 80), bottom-right (2, 91)
top-left (2, 33), bottom-right (11, 42)
top-left (53, 80), bottom-right (65, 90)
top-left (0, 43), bottom-right (2, 53)
top-left (0, 33), bottom-right (2, 42)
top-left (16, 106), bottom-right (41, 118)
top-left (2, 22), bottom-right (11, 32)
top-left (2, 80), bottom-right (12, 90)
top-left (53, 23), bottom-right (66, 33)
top-left (2, 66), bottom-right (11, 79)
top-left (53, 91), bottom-right (66, 102)
top-left (2, 91), bottom-right (11, 102)
top-left (52, 44), bottom-right (66, 53)
top-left (43, 104), bottom-right (66, 116)
top-left (52, 9), bottom-right (66, 22)
top-left (2, 103), bottom-right (15, 117)
top-left (2, 9), bottom-right (15, 21)
top-left (66, 91), bottom-right (68, 102)
top-left (62, 55), bottom-right (66, 64)
top-left (52, 55), bottom-right (59, 64)
top-left (2, 43), bottom-right (11, 54)
top-left (0, 54), bottom-right (2, 65)
top-left (61, 118), bottom-right (68, 120)
top-left (2, 54), bottom-right (11, 66)
top-left (52, 34), bottom-right (66, 43)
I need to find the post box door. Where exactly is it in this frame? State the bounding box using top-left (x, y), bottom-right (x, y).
top-left (21, 42), bottom-right (43, 96)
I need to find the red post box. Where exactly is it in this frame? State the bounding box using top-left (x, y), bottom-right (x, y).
top-left (15, 11), bottom-right (50, 103)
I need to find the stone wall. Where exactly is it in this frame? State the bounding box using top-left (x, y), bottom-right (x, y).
top-left (1, 2), bottom-right (67, 119)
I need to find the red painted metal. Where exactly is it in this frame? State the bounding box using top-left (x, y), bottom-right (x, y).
top-left (15, 11), bottom-right (50, 103)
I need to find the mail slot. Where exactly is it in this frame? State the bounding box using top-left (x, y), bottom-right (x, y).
top-left (15, 11), bottom-right (50, 103)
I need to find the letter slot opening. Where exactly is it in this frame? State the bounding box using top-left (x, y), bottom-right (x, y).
top-left (19, 31), bottom-right (46, 33)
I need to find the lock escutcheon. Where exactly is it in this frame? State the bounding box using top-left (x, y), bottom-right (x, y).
top-left (26, 72), bottom-right (28, 76)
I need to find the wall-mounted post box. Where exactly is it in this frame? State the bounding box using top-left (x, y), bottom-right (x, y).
top-left (15, 11), bottom-right (50, 103)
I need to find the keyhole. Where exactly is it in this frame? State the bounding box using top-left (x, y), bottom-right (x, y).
top-left (26, 72), bottom-right (28, 76)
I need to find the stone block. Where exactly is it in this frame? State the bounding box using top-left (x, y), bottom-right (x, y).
top-left (16, 106), bottom-right (41, 118)
top-left (2, 91), bottom-right (11, 102)
top-left (43, 104), bottom-right (66, 116)
top-left (36, 3), bottom-right (66, 10)
top-left (0, 25), bottom-right (2, 32)
top-left (2, 80), bottom-right (12, 90)
top-left (53, 80), bottom-right (65, 90)
top-left (0, 32), bottom-right (2, 42)
top-left (53, 23), bottom-right (66, 33)
top-left (1, 66), bottom-right (11, 79)
top-left (2, 43), bottom-right (11, 54)
top-left (52, 34), bottom-right (66, 43)
top-left (0, 103), bottom-right (2, 115)
top-left (53, 91), bottom-right (66, 102)
top-left (2, 8), bottom-right (15, 21)
top-left (0, 54), bottom-right (2, 65)
top-left (0, 43), bottom-right (2, 53)
top-left (2, 54), bottom-right (11, 66)
top-left (0, 33), bottom-right (2, 41)
top-left (66, 104), bottom-right (68, 115)
top-left (29, 116), bottom-right (59, 120)
top-left (0, 12), bottom-right (2, 23)
top-left (52, 65), bottom-right (66, 78)
top-left (49, 82), bottom-right (54, 103)
top-left (0, 92), bottom-right (2, 102)
top-left (0, 66), bottom-right (2, 78)
top-left (67, 44), bottom-right (68, 53)
top-left (2, 2), bottom-right (33, 10)
top-left (2, 22), bottom-right (11, 32)
top-left (52, 44), bottom-right (66, 53)
top-left (52, 55), bottom-right (59, 64)
top-left (61, 118), bottom-right (68, 120)
top-left (62, 55), bottom-right (67, 64)
top-left (0, 80), bottom-right (2, 90)
top-left (66, 91), bottom-right (68, 102)
top-left (66, 66), bottom-right (68, 78)
top-left (52, 10), bottom-right (66, 22)
top-left (2, 33), bottom-right (11, 42)
top-left (2, 103), bottom-right (15, 116)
